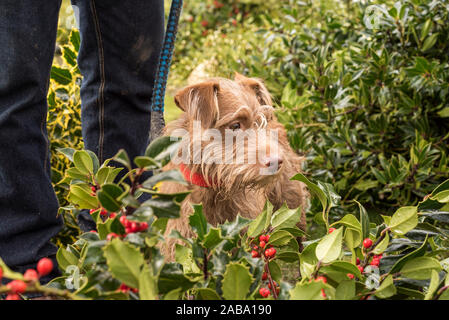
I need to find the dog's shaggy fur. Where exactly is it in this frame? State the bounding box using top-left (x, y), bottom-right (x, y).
top-left (159, 74), bottom-right (308, 259)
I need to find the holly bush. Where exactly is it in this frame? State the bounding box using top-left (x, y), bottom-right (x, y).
top-left (1, 0), bottom-right (449, 301)
top-left (172, 0), bottom-right (449, 221)
top-left (1, 137), bottom-right (448, 300)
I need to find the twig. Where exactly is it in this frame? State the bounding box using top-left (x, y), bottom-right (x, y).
top-left (361, 228), bottom-right (390, 268)
top-left (0, 283), bottom-right (80, 300)
top-left (263, 257), bottom-right (278, 300)
top-left (433, 285), bottom-right (449, 300)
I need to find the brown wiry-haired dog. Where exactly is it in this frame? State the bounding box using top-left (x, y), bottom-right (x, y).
top-left (159, 74), bottom-right (308, 259)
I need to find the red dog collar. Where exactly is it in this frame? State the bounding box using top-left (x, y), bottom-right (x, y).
top-left (179, 163), bottom-right (211, 188)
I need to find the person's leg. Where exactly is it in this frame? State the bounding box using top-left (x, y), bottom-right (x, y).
top-left (72, 0), bottom-right (164, 164)
top-left (72, 0), bottom-right (164, 230)
top-left (0, 0), bottom-right (63, 281)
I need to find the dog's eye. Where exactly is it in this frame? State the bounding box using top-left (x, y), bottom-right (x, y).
top-left (229, 122), bottom-right (241, 130)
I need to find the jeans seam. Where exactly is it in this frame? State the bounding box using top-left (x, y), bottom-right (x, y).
top-left (41, 115), bottom-right (49, 172)
top-left (90, 0), bottom-right (105, 163)
top-left (42, 71), bottom-right (52, 172)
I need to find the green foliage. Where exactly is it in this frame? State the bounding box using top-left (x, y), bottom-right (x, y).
top-left (1, 140), bottom-right (448, 300)
top-left (171, 0), bottom-right (449, 226)
top-left (2, 0), bottom-right (446, 301)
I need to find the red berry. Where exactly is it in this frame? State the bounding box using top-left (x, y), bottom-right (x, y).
top-left (356, 257), bottom-right (361, 265)
top-left (7, 280), bottom-right (27, 294)
top-left (139, 222), bottom-right (149, 231)
top-left (315, 276), bottom-right (327, 284)
top-left (89, 230), bottom-right (97, 233)
top-left (118, 283), bottom-right (137, 293)
top-left (262, 272), bottom-right (267, 281)
top-left (0, 267), bottom-right (3, 282)
top-left (107, 233), bottom-right (119, 241)
top-left (130, 222), bottom-right (139, 233)
top-left (119, 215), bottom-right (126, 224)
top-left (213, 0), bottom-right (224, 8)
top-left (264, 248), bottom-right (276, 258)
top-left (265, 235), bottom-right (270, 242)
top-left (24, 269), bottom-right (39, 282)
top-left (89, 209), bottom-right (96, 215)
top-left (119, 283), bottom-right (130, 293)
top-left (5, 293), bottom-right (21, 300)
top-left (363, 238), bottom-right (373, 249)
top-left (259, 235), bottom-right (266, 242)
top-left (109, 212), bottom-right (117, 219)
top-left (259, 241), bottom-right (266, 248)
top-left (321, 289), bottom-right (327, 298)
top-left (91, 186), bottom-right (96, 193)
top-left (328, 227), bottom-right (336, 233)
top-left (357, 265), bottom-right (364, 273)
top-left (268, 281), bottom-right (278, 290)
top-left (201, 20), bottom-right (208, 27)
top-left (264, 248), bottom-right (270, 258)
top-left (231, 19), bottom-right (237, 26)
top-left (347, 273), bottom-right (355, 280)
top-left (251, 250), bottom-right (260, 258)
top-left (370, 258), bottom-right (380, 267)
top-left (37, 258), bottom-right (53, 276)
top-left (253, 245), bottom-right (258, 250)
top-left (100, 208), bottom-right (108, 216)
top-left (259, 287), bottom-right (270, 298)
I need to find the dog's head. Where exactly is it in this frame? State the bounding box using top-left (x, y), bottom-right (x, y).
top-left (168, 74), bottom-right (289, 193)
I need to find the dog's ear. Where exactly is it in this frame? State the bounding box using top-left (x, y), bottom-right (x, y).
top-left (234, 73), bottom-right (272, 105)
top-left (174, 80), bottom-right (220, 128)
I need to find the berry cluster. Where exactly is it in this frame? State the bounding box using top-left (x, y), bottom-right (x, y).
top-left (0, 258), bottom-right (53, 300)
top-left (350, 238), bottom-right (383, 276)
top-left (103, 216), bottom-right (149, 241)
top-left (119, 216), bottom-right (148, 234)
top-left (89, 186), bottom-right (119, 219)
top-left (250, 234), bottom-right (276, 260)
top-left (370, 254), bottom-right (382, 267)
top-left (98, 216), bottom-right (149, 241)
top-left (89, 207), bottom-right (116, 219)
top-left (328, 228), bottom-right (385, 280)
top-left (250, 234), bottom-right (282, 299)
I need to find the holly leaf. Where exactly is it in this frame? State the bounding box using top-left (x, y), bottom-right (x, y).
top-left (103, 239), bottom-right (144, 289)
top-left (315, 227), bottom-right (343, 263)
top-left (189, 204), bottom-right (208, 241)
top-left (388, 206), bottom-right (418, 235)
top-left (400, 257), bottom-right (442, 280)
top-left (221, 263), bottom-right (253, 300)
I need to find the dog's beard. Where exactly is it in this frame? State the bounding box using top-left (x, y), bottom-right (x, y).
top-left (171, 128), bottom-right (284, 195)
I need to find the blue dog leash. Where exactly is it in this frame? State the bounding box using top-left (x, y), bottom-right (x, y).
top-left (150, 0), bottom-right (184, 140)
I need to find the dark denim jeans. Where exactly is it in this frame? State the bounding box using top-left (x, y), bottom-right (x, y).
top-left (0, 0), bottom-right (164, 281)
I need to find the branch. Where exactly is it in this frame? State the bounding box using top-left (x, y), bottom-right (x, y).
top-left (0, 283), bottom-right (81, 300)
top-left (361, 228), bottom-right (390, 268)
top-left (263, 258), bottom-right (278, 300)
